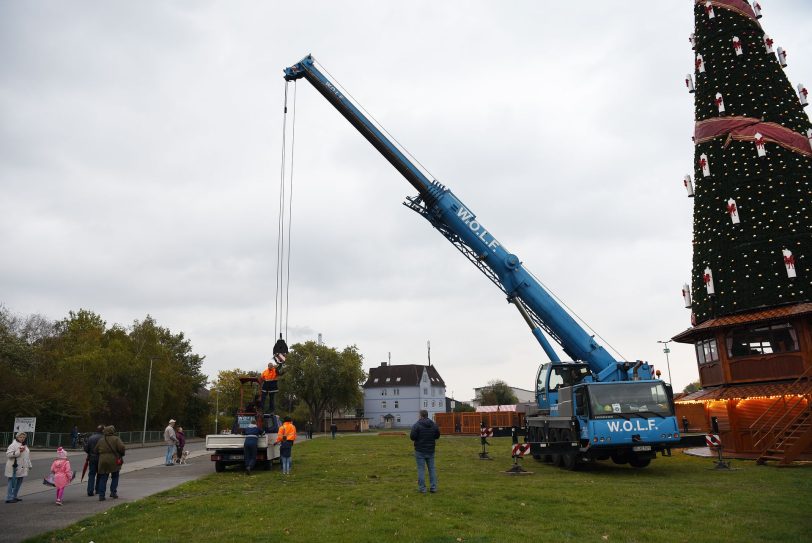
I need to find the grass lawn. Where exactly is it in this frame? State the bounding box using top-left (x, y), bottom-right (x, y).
top-left (28, 434), bottom-right (812, 543)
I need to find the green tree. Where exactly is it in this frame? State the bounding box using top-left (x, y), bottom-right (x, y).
top-left (477, 379), bottom-right (518, 406)
top-left (0, 306), bottom-right (209, 432)
top-left (281, 341), bottom-right (366, 427)
top-left (682, 381), bottom-right (701, 394)
top-left (452, 402), bottom-right (475, 413)
top-left (208, 368), bottom-right (254, 433)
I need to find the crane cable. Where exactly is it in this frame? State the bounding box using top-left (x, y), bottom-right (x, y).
top-left (274, 80), bottom-right (297, 343)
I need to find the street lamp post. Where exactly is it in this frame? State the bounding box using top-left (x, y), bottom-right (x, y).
top-left (142, 357), bottom-right (155, 446)
top-left (214, 385), bottom-right (219, 435)
top-left (657, 340), bottom-right (673, 385)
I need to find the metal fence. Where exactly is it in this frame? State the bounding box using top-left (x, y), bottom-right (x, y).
top-left (0, 430), bottom-right (183, 449)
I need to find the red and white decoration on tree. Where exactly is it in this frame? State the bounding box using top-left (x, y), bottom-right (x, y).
top-left (682, 283), bottom-right (692, 308)
top-left (732, 37), bottom-right (743, 56)
top-left (777, 47), bottom-right (788, 68)
top-left (753, 2), bottom-right (762, 19)
top-left (799, 83), bottom-right (809, 107)
top-left (764, 35), bottom-right (774, 54)
top-left (699, 153), bottom-right (711, 177)
top-left (754, 132), bottom-right (767, 157)
top-left (703, 267), bottom-right (715, 296)
top-left (704, 1), bottom-right (715, 19)
top-left (782, 249), bottom-right (797, 279)
top-left (696, 53), bottom-right (706, 74)
top-left (685, 74), bottom-right (695, 93)
top-left (727, 198), bottom-right (740, 224)
top-left (715, 92), bottom-right (725, 114)
top-left (689, 33), bottom-right (696, 51)
top-left (684, 174), bottom-right (694, 197)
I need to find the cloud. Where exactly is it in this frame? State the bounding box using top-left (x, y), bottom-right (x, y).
top-left (2, 1), bottom-right (810, 401)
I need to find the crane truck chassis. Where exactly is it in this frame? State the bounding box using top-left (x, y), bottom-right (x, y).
top-left (283, 54), bottom-right (682, 469)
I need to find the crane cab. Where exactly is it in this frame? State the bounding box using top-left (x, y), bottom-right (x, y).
top-left (536, 362), bottom-right (592, 413)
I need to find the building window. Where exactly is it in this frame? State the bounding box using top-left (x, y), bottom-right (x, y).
top-left (423, 374), bottom-right (428, 382)
top-left (386, 377), bottom-right (391, 382)
top-left (423, 388), bottom-right (428, 395)
top-left (382, 401), bottom-right (386, 409)
top-left (396, 377), bottom-right (401, 382)
top-left (423, 400), bottom-right (428, 408)
top-left (373, 378), bottom-right (379, 383)
top-left (396, 415), bottom-right (401, 423)
top-left (431, 388), bottom-right (435, 396)
top-left (726, 322), bottom-right (799, 357)
top-left (431, 401), bottom-right (435, 407)
top-left (695, 338), bottom-right (720, 366)
top-left (381, 389), bottom-right (387, 396)
top-left (394, 401), bottom-right (399, 409)
top-left (394, 388), bottom-right (399, 395)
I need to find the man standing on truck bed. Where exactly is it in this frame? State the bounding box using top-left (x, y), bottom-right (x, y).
top-left (260, 360), bottom-right (278, 414)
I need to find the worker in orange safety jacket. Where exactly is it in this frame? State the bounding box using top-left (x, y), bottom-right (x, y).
top-left (275, 416), bottom-right (297, 474)
top-left (259, 359), bottom-right (279, 414)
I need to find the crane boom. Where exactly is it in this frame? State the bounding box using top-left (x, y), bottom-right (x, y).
top-left (284, 54), bottom-right (630, 380)
top-left (283, 54), bottom-right (682, 469)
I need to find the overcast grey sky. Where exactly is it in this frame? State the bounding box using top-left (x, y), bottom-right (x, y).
top-left (2, 1), bottom-right (811, 399)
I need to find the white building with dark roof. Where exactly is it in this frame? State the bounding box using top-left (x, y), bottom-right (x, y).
top-left (363, 363), bottom-right (447, 428)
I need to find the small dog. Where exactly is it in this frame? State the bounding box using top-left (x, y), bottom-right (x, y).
top-left (178, 450), bottom-right (190, 465)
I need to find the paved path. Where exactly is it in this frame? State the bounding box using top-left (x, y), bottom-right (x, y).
top-left (0, 441), bottom-right (212, 543)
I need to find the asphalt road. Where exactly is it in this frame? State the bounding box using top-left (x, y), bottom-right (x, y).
top-left (0, 440), bottom-right (213, 543)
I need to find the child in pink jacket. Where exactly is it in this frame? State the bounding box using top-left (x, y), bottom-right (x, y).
top-left (50, 447), bottom-right (72, 505)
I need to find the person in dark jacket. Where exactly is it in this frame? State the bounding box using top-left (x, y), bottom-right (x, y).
top-left (94, 426), bottom-right (125, 501)
top-left (243, 422), bottom-right (263, 474)
top-left (175, 427), bottom-right (186, 463)
top-left (83, 425), bottom-right (104, 496)
top-left (410, 409), bottom-right (440, 493)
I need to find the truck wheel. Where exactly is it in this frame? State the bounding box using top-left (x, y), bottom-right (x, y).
top-left (560, 430), bottom-right (579, 471)
top-left (611, 452), bottom-right (628, 465)
top-left (628, 456), bottom-right (651, 469)
top-left (215, 461), bottom-right (225, 473)
top-left (549, 430), bottom-right (563, 467)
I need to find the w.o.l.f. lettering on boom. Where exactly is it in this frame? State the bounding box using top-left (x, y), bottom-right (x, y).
top-left (455, 206), bottom-right (502, 251)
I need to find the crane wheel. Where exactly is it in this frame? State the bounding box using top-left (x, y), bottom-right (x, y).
top-left (628, 456), bottom-right (651, 469)
top-left (560, 430), bottom-right (579, 471)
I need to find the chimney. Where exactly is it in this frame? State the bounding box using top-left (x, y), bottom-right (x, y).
top-left (380, 362), bottom-right (387, 367)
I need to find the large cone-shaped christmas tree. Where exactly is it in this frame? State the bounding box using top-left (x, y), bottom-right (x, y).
top-left (689, 0), bottom-right (812, 325)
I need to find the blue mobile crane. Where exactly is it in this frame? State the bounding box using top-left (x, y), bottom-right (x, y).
top-left (284, 54), bottom-right (681, 469)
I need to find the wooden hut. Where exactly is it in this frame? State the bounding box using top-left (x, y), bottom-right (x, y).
top-left (673, 304), bottom-right (812, 464)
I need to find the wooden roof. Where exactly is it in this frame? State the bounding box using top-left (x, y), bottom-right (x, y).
top-left (677, 380), bottom-right (809, 402)
top-left (672, 302), bottom-right (812, 343)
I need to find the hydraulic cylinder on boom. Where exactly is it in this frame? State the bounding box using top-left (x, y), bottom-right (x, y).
top-left (283, 54), bottom-right (681, 469)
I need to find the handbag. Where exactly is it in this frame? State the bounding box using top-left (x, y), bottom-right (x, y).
top-left (42, 472), bottom-right (55, 487)
top-left (105, 436), bottom-right (124, 466)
